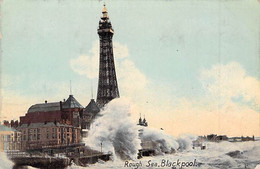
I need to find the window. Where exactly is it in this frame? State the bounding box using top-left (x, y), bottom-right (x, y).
top-left (52, 128), bottom-right (54, 132)
top-left (37, 134), bottom-right (40, 140)
top-left (47, 133), bottom-right (49, 139)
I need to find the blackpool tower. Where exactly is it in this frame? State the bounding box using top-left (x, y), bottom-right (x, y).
top-left (96, 4), bottom-right (120, 108)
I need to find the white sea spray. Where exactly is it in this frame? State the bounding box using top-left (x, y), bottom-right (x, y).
top-left (139, 126), bottom-right (197, 155)
top-left (0, 152), bottom-right (14, 169)
top-left (80, 98), bottom-right (260, 169)
top-left (83, 98), bottom-right (141, 160)
top-left (84, 141), bottom-right (260, 169)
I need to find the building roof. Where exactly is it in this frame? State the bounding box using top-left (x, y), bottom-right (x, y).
top-left (0, 125), bottom-right (16, 131)
top-left (84, 99), bottom-right (100, 115)
top-left (17, 122), bottom-right (74, 129)
top-left (62, 95), bottom-right (84, 109)
top-left (28, 102), bottom-right (60, 113)
top-left (27, 95), bottom-right (83, 114)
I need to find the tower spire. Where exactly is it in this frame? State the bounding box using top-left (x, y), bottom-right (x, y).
top-left (70, 80), bottom-right (72, 95)
top-left (96, 4), bottom-right (120, 108)
top-left (139, 113), bottom-right (142, 125)
top-left (103, 3), bottom-right (107, 12)
top-left (102, 3), bottom-right (108, 19)
top-left (91, 80), bottom-right (93, 99)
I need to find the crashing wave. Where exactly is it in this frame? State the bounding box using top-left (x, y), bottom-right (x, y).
top-left (84, 98), bottom-right (198, 160)
top-left (83, 98), bottom-right (141, 160)
top-left (140, 127), bottom-right (197, 155)
top-left (0, 152), bottom-right (14, 169)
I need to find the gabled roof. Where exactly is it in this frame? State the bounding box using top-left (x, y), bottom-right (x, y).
top-left (62, 95), bottom-right (84, 109)
top-left (27, 95), bottom-right (83, 113)
top-left (28, 102), bottom-right (60, 113)
top-left (17, 122), bottom-right (74, 129)
top-left (84, 99), bottom-right (100, 115)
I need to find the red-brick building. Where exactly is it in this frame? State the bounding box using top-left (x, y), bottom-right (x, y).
top-left (17, 122), bottom-right (80, 151)
top-left (17, 95), bottom-right (84, 150)
top-left (20, 95), bottom-right (84, 128)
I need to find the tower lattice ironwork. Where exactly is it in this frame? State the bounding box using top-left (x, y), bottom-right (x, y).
top-left (96, 4), bottom-right (120, 108)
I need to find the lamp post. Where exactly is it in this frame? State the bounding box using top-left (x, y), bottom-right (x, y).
top-left (101, 142), bottom-right (103, 153)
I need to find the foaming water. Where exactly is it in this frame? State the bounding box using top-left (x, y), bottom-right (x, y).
top-left (83, 98), bottom-right (141, 160)
top-left (84, 141), bottom-right (260, 169)
top-left (0, 152), bottom-right (14, 169)
top-left (80, 98), bottom-right (260, 169)
top-left (83, 98), bottom-right (197, 160)
top-left (140, 127), bottom-right (197, 155)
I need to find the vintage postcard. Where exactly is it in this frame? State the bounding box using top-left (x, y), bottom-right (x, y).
top-left (0, 0), bottom-right (259, 169)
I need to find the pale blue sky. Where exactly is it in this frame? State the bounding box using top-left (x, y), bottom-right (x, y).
top-left (1, 0), bottom-right (260, 136)
top-left (2, 0), bottom-right (259, 97)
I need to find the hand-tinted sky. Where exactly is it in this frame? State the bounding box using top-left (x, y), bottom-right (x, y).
top-left (1, 0), bottom-right (260, 136)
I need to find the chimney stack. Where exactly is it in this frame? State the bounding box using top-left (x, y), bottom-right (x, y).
top-left (60, 101), bottom-right (63, 111)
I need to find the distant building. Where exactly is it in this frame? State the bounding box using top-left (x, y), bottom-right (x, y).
top-left (201, 134), bottom-right (255, 143)
top-left (205, 134), bottom-right (228, 142)
top-left (241, 135), bottom-right (255, 142)
top-left (228, 137), bottom-right (242, 142)
top-left (81, 99), bottom-right (100, 130)
top-left (138, 116), bottom-right (148, 127)
top-left (3, 120), bottom-right (20, 129)
top-left (206, 134), bottom-right (217, 141)
top-left (3, 120), bottom-right (10, 127)
top-left (0, 125), bottom-right (21, 152)
top-left (17, 122), bottom-right (80, 151)
top-left (216, 135), bottom-right (228, 141)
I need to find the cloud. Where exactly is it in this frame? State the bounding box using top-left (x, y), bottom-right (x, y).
top-left (70, 41), bottom-right (99, 79)
top-left (117, 59), bottom-right (148, 97)
top-left (129, 61), bottom-right (260, 137)
top-left (70, 41), bottom-right (130, 79)
top-left (200, 62), bottom-right (260, 109)
top-left (159, 62), bottom-right (260, 136)
top-left (70, 41), bottom-right (148, 99)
